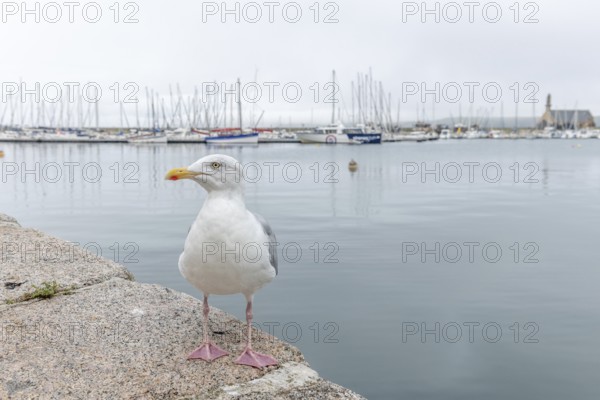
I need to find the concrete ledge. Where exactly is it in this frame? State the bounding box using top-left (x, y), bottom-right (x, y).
top-left (0, 214), bottom-right (365, 399)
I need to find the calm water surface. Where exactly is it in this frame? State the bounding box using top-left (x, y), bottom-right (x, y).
top-left (1, 140), bottom-right (599, 399)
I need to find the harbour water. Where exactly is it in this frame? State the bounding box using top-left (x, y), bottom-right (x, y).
top-left (1, 141), bottom-right (599, 399)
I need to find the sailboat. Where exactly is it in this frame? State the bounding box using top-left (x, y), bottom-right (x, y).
top-left (205, 78), bottom-right (259, 145)
top-left (296, 70), bottom-right (382, 144)
top-left (166, 128), bottom-right (207, 143)
top-left (127, 95), bottom-right (167, 143)
top-left (127, 129), bottom-right (168, 144)
top-left (205, 129), bottom-right (259, 144)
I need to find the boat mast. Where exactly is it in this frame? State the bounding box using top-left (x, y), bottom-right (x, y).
top-left (151, 91), bottom-right (156, 131)
top-left (351, 81), bottom-right (355, 125)
top-left (145, 87), bottom-right (151, 130)
top-left (331, 70), bottom-right (336, 124)
top-left (223, 86), bottom-right (227, 129)
top-left (120, 102), bottom-right (124, 129)
top-left (135, 102), bottom-right (140, 129)
top-left (396, 99), bottom-right (401, 131)
top-left (514, 101), bottom-right (519, 133)
top-left (230, 84), bottom-right (234, 128)
top-left (237, 78), bottom-right (243, 133)
top-left (19, 78), bottom-right (24, 128)
top-left (95, 100), bottom-right (99, 129)
top-left (30, 99), bottom-right (35, 128)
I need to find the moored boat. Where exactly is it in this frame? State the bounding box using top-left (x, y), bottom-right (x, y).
top-left (127, 132), bottom-right (168, 144)
top-left (297, 131), bottom-right (348, 144)
top-left (167, 128), bottom-right (207, 143)
top-left (388, 130), bottom-right (437, 143)
top-left (205, 131), bottom-right (259, 145)
top-left (297, 123), bottom-right (382, 144)
top-left (344, 127), bottom-right (382, 144)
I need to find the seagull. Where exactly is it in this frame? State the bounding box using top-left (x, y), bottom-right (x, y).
top-left (165, 154), bottom-right (279, 369)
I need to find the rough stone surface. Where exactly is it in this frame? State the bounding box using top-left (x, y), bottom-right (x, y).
top-left (0, 215), bottom-right (366, 400)
top-left (0, 213), bottom-right (20, 227)
top-left (0, 223), bottom-right (133, 303)
top-left (217, 362), bottom-right (364, 399)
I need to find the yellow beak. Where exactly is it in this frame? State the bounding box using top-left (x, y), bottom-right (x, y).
top-left (165, 168), bottom-right (202, 181)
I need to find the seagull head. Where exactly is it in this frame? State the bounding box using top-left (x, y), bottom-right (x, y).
top-left (165, 154), bottom-right (244, 192)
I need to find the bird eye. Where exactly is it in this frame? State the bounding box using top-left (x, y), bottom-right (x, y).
top-left (211, 162), bottom-right (221, 170)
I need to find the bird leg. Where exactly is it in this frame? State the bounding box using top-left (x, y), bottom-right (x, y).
top-left (235, 300), bottom-right (278, 368)
top-left (188, 295), bottom-right (228, 361)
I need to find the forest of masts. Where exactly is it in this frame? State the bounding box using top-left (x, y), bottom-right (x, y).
top-left (0, 70), bottom-right (530, 131)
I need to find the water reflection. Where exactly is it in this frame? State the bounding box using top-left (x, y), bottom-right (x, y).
top-left (1, 140), bottom-right (600, 399)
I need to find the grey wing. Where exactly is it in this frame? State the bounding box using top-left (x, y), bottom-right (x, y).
top-left (251, 212), bottom-right (278, 275)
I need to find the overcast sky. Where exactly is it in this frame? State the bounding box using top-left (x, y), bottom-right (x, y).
top-left (1, 0), bottom-right (598, 127)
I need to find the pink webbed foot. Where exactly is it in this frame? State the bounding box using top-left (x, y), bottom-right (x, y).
top-left (235, 347), bottom-right (278, 368)
top-left (188, 342), bottom-right (229, 361)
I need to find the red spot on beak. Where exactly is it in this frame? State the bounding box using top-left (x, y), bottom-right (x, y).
top-left (170, 177), bottom-right (179, 181)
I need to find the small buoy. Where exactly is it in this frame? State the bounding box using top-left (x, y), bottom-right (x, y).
top-left (349, 159), bottom-right (358, 172)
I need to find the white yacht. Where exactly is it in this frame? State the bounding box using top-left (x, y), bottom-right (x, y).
top-left (167, 128), bottom-right (207, 143)
top-left (297, 123), bottom-right (382, 144)
top-left (297, 124), bottom-right (351, 144)
top-left (439, 129), bottom-right (451, 140)
top-left (128, 131), bottom-right (168, 144)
